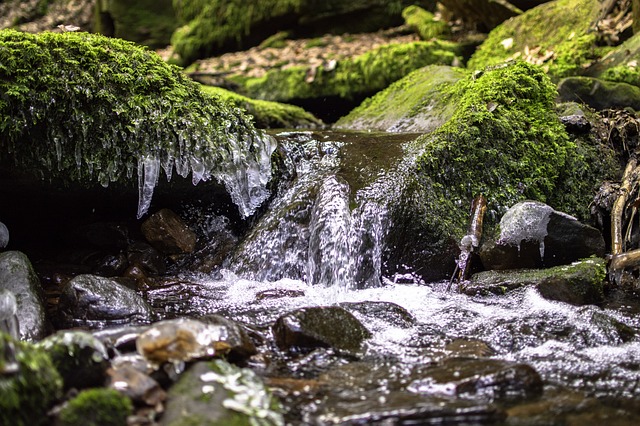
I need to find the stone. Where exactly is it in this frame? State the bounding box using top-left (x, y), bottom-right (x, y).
top-left (340, 300), bottom-right (417, 328)
top-left (480, 201), bottom-right (605, 271)
top-left (107, 364), bottom-right (166, 406)
top-left (461, 257), bottom-right (607, 305)
top-left (0, 251), bottom-right (47, 340)
top-left (199, 314), bottom-right (258, 362)
top-left (273, 306), bottom-right (371, 355)
top-left (141, 208), bottom-right (197, 255)
top-left (37, 330), bottom-right (110, 391)
top-left (57, 388), bottom-right (133, 426)
top-left (58, 274), bottom-right (153, 328)
top-left (0, 220), bottom-right (8, 248)
top-left (557, 76), bottom-right (640, 111)
top-left (127, 241), bottom-right (167, 275)
top-left (161, 360), bottom-right (283, 426)
top-left (0, 289), bottom-right (18, 339)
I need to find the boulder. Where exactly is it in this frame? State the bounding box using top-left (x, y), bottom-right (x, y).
top-left (161, 360), bottom-right (283, 426)
top-left (340, 301), bottom-right (417, 328)
top-left (479, 201), bottom-right (605, 270)
top-left (0, 220), bottom-right (8, 248)
top-left (0, 251), bottom-right (47, 341)
top-left (58, 274), bottom-right (153, 328)
top-left (334, 65), bottom-right (467, 132)
top-left (273, 306), bottom-right (371, 354)
top-left (141, 208), bottom-right (197, 255)
top-left (557, 76), bottom-right (640, 111)
top-left (461, 257), bottom-right (607, 305)
top-left (57, 388), bottom-right (133, 426)
top-left (199, 314), bottom-right (258, 362)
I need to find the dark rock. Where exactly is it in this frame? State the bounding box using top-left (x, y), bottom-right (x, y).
top-left (58, 274), bottom-right (153, 328)
top-left (127, 241), bottom-right (166, 275)
top-left (199, 314), bottom-right (258, 362)
top-left (557, 76), bottom-right (640, 111)
top-left (0, 220), bottom-right (8, 248)
top-left (0, 251), bottom-right (47, 340)
top-left (445, 338), bottom-right (495, 358)
top-left (560, 114), bottom-right (591, 133)
top-left (255, 288), bottom-right (305, 300)
top-left (93, 252), bottom-right (129, 277)
top-left (480, 201), bottom-right (605, 271)
top-left (340, 301), bottom-right (416, 328)
top-left (273, 306), bottom-right (371, 355)
top-left (161, 360), bottom-right (283, 426)
top-left (141, 208), bottom-right (197, 255)
top-left (462, 258), bottom-right (607, 305)
top-left (107, 364), bottom-right (166, 406)
top-left (76, 222), bottom-right (130, 249)
top-left (37, 330), bottom-right (110, 390)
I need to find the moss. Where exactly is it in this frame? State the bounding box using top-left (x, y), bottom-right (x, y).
top-left (0, 332), bottom-right (64, 426)
top-left (235, 40), bottom-right (460, 103)
top-left (58, 388), bottom-right (133, 426)
top-left (468, 0), bottom-right (601, 80)
top-left (402, 5), bottom-right (448, 40)
top-left (335, 64), bottom-right (467, 132)
top-left (413, 61), bottom-right (572, 242)
top-left (200, 85), bottom-right (323, 129)
top-left (601, 64), bottom-right (640, 87)
top-left (0, 29), bottom-right (268, 217)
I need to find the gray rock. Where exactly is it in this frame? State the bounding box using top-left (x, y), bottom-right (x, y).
top-left (0, 251), bottom-right (47, 341)
top-left (461, 257), bottom-right (606, 305)
top-left (0, 221), bottom-right (8, 248)
top-left (58, 274), bottom-right (153, 328)
top-left (480, 201), bottom-right (605, 271)
top-left (161, 360), bottom-right (283, 426)
top-left (0, 289), bottom-right (18, 339)
top-left (273, 306), bottom-right (371, 355)
top-left (141, 208), bottom-right (197, 254)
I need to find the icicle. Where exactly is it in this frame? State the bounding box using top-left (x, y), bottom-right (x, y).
top-left (136, 153), bottom-right (160, 219)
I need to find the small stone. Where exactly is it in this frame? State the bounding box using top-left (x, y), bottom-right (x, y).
top-left (108, 364), bottom-right (166, 406)
top-left (141, 208), bottom-right (197, 254)
top-left (127, 241), bottom-right (166, 275)
top-left (0, 221), bottom-right (9, 248)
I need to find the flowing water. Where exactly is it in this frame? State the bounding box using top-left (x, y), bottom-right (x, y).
top-left (151, 131), bottom-right (640, 424)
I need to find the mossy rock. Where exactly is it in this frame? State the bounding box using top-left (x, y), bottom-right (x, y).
top-left (384, 61), bottom-right (606, 281)
top-left (94, 0), bottom-right (177, 48)
top-left (201, 85), bottom-right (324, 129)
top-left (0, 332), bottom-right (63, 426)
top-left (585, 32), bottom-right (640, 87)
top-left (233, 41), bottom-right (461, 107)
top-left (0, 29), bottom-right (273, 218)
top-left (557, 76), bottom-right (640, 111)
top-left (58, 388), bottom-right (133, 426)
top-left (468, 0), bottom-right (602, 80)
top-left (402, 5), bottom-right (449, 40)
top-left (335, 65), bottom-right (467, 132)
top-left (170, 0), bottom-right (434, 65)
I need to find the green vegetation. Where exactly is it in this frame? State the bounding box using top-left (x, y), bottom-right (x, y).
top-left (468, 0), bottom-right (601, 80)
top-left (201, 85), bottom-right (323, 128)
top-left (402, 5), bottom-right (448, 40)
top-left (235, 41), bottom-right (460, 103)
top-left (1, 333), bottom-right (63, 426)
top-left (58, 388), bottom-right (133, 426)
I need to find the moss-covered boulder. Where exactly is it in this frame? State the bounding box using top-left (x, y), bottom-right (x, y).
top-left (335, 65), bottom-right (467, 132)
top-left (0, 332), bottom-right (63, 426)
top-left (232, 40), bottom-right (461, 119)
top-left (468, 0), bottom-right (602, 80)
top-left (0, 29), bottom-right (275, 219)
top-left (170, 0), bottom-right (434, 65)
top-left (402, 5), bottom-right (449, 41)
top-left (557, 76), bottom-right (640, 111)
top-left (161, 360), bottom-right (283, 426)
top-left (58, 388), bottom-right (133, 426)
top-left (584, 32), bottom-right (640, 87)
top-left (385, 61), bottom-right (611, 281)
top-left (93, 0), bottom-right (177, 48)
top-left (201, 85), bottom-right (324, 129)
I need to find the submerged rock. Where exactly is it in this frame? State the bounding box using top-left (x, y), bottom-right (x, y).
top-left (0, 251), bottom-right (47, 341)
top-left (161, 360), bottom-right (283, 426)
top-left (479, 201), bottom-right (605, 270)
top-left (141, 208), bottom-right (197, 255)
top-left (273, 306), bottom-right (372, 355)
top-left (461, 257), bottom-right (606, 305)
top-left (58, 274), bottom-right (153, 328)
top-left (340, 301), bottom-right (417, 329)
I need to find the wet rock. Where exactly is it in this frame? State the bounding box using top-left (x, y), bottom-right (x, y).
top-left (273, 306), bottom-right (372, 355)
top-left (445, 338), bottom-right (495, 358)
top-left (161, 360), bottom-right (283, 426)
top-left (58, 388), bottom-right (133, 426)
top-left (136, 318), bottom-right (239, 365)
top-left (37, 330), bottom-right (109, 391)
top-left (76, 221), bottom-right (130, 249)
top-left (462, 258), bottom-right (606, 305)
top-left (0, 289), bottom-right (18, 339)
top-left (93, 324), bottom-right (152, 354)
top-left (141, 208), bottom-right (197, 255)
top-left (480, 201), bottom-right (605, 271)
top-left (0, 220), bottom-right (8, 248)
top-left (255, 288), bottom-right (305, 300)
top-left (408, 358), bottom-right (543, 402)
top-left (108, 364), bottom-right (166, 406)
top-left (0, 251), bottom-right (47, 340)
top-left (340, 301), bottom-right (416, 328)
top-left (199, 314), bottom-right (258, 362)
top-left (557, 76), bottom-right (640, 111)
top-left (127, 241), bottom-right (166, 275)
top-left (93, 252), bottom-right (129, 277)
top-left (58, 274), bottom-right (153, 328)
top-left (0, 333), bottom-right (63, 425)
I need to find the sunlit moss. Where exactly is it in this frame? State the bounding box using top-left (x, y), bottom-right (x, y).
top-left (58, 388), bottom-right (133, 426)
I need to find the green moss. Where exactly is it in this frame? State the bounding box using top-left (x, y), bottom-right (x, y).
top-left (0, 29), bottom-right (268, 217)
top-left (601, 64), bottom-right (640, 87)
top-left (200, 85), bottom-right (323, 129)
top-left (413, 61), bottom-right (572, 241)
top-left (0, 332), bottom-right (63, 426)
top-left (468, 0), bottom-right (601, 80)
top-left (402, 5), bottom-right (448, 40)
top-left (235, 40), bottom-right (460, 103)
top-left (58, 388), bottom-right (133, 426)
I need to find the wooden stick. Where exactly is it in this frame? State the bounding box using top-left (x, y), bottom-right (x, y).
top-left (611, 158), bottom-right (638, 255)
